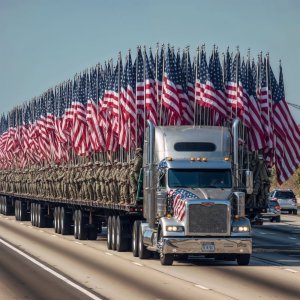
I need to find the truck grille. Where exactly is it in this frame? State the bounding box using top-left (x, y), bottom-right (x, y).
top-left (187, 203), bottom-right (229, 235)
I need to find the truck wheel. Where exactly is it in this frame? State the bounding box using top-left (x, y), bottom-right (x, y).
top-left (3, 197), bottom-right (7, 215)
top-left (160, 253), bottom-right (174, 266)
top-left (74, 210), bottom-right (78, 239)
top-left (138, 223), bottom-right (151, 259)
top-left (77, 210), bottom-right (88, 240)
top-left (116, 216), bottom-right (128, 252)
top-left (32, 203), bottom-right (37, 226)
top-left (30, 203), bottom-right (34, 225)
top-left (236, 254), bottom-right (250, 266)
top-left (132, 220), bottom-right (141, 257)
top-left (37, 204), bottom-right (46, 228)
top-left (54, 207), bottom-right (59, 233)
top-left (275, 216), bottom-right (281, 223)
top-left (107, 216), bottom-right (112, 249)
top-left (60, 207), bottom-right (71, 235)
top-left (15, 200), bottom-right (19, 220)
top-left (293, 210), bottom-right (298, 215)
top-left (20, 201), bottom-right (27, 221)
top-left (111, 216), bottom-right (117, 250)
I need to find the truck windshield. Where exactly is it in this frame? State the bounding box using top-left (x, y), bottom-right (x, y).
top-left (168, 169), bottom-right (232, 189)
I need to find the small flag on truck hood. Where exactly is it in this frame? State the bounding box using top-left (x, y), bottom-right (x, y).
top-left (169, 189), bottom-right (198, 221)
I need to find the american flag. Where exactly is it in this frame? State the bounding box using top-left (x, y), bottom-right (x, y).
top-left (71, 74), bottom-right (90, 156)
top-left (145, 49), bottom-right (158, 125)
top-left (205, 49), bottom-right (228, 124)
top-left (241, 58), bottom-right (265, 151)
top-left (175, 49), bottom-right (193, 125)
top-left (135, 47), bottom-right (145, 140)
top-left (257, 56), bottom-right (274, 160)
top-left (86, 68), bottom-right (105, 152)
top-left (271, 64), bottom-right (300, 184)
top-left (195, 47), bottom-right (208, 107)
top-left (162, 47), bottom-right (181, 125)
top-left (169, 188), bottom-right (198, 222)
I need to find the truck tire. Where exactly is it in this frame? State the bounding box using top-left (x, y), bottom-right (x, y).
top-left (37, 204), bottom-right (46, 228)
top-left (132, 220), bottom-right (141, 257)
top-left (236, 254), bottom-right (250, 266)
top-left (77, 210), bottom-right (88, 240)
top-left (60, 207), bottom-right (71, 235)
top-left (19, 201), bottom-right (28, 221)
top-left (32, 203), bottom-right (37, 226)
top-left (160, 253), bottom-right (174, 266)
top-left (138, 223), bottom-right (151, 259)
top-left (116, 216), bottom-right (129, 252)
top-left (111, 216), bottom-right (117, 250)
top-left (107, 216), bottom-right (112, 249)
top-left (293, 209), bottom-right (298, 215)
top-left (3, 197), bottom-right (7, 215)
top-left (74, 210), bottom-right (78, 239)
top-left (30, 203), bottom-right (34, 225)
top-left (54, 207), bottom-right (60, 233)
top-left (15, 200), bottom-right (20, 220)
top-left (275, 216), bottom-right (281, 223)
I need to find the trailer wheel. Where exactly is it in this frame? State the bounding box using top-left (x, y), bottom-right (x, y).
top-left (30, 203), bottom-right (34, 225)
top-left (32, 203), bottom-right (38, 226)
top-left (20, 201), bottom-right (28, 221)
top-left (116, 216), bottom-right (129, 252)
top-left (138, 223), bottom-right (151, 259)
top-left (77, 210), bottom-right (88, 240)
top-left (37, 204), bottom-right (46, 228)
top-left (15, 200), bottom-right (19, 220)
top-left (236, 254), bottom-right (250, 266)
top-left (111, 216), bottom-right (117, 250)
top-left (107, 216), bottom-right (113, 249)
top-left (74, 210), bottom-right (78, 239)
top-left (132, 220), bottom-right (140, 257)
top-left (60, 207), bottom-right (71, 235)
top-left (54, 207), bottom-right (59, 233)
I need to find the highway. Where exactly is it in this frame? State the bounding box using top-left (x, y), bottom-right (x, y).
top-left (1, 214), bottom-right (300, 300)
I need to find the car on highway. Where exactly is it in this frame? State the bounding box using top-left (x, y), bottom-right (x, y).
top-left (261, 200), bottom-right (281, 222)
top-left (268, 189), bottom-right (298, 215)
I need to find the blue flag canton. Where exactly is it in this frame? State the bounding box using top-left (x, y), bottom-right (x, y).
top-left (135, 48), bottom-right (144, 83)
top-left (198, 49), bottom-right (208, 84)
top-left (168, 188), bottom-right (198, 200)
top-left (270, 65), bottom-right (284, 103)
top-left (209, 50), bottom-right (224, 91)
top-left (158, 159), bottom-right (167, 168)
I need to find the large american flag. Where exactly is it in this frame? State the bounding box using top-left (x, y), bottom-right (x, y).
top-left (162, 47), bottom-right (181, 125)
top-left (271, 64), bottom-right (300, 184)
top-left (169, 188), bottom-right (198, 222)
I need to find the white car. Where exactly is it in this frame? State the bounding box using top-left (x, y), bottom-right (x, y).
top-left (268, 189), bottom-right (298, 215)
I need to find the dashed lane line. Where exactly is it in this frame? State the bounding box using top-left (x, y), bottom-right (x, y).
top-left (195, 284), bottom-right (210, 290)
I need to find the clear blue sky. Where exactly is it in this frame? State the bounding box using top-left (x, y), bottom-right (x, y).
top-left (1, 0), bottom-right (300, 122)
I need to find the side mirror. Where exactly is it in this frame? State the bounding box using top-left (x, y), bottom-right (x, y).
top-left (245, 170), bottom-right (253, 194)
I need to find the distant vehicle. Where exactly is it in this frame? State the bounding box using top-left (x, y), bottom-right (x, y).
top-left (261, 200), bottom-right (281, 222)
top-left (268, 189), bottom-right (298, 215)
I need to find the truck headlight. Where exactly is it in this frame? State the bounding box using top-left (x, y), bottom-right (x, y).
top-left (232, 226), bottom-right (250, 232)
top-left (166, 226), bottom-right (184, 232)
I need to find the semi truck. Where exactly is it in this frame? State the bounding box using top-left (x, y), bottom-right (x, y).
top-left (0, 117), bottom-right (257, 266)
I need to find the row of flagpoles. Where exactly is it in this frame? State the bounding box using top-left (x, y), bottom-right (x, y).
top-left (0, 44), bottom-right (300, 184)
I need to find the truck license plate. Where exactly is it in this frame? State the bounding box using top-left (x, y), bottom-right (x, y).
top-left (201, 242), bottom-right (215, 252)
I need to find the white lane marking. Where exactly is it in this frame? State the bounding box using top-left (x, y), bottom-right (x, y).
top-left (75, 241), bottom-right (82, 245)
top-left (0, 238), bottom-right (103, 300)
top-left (284, 268), bottom-right (298, 273)
top-left (288, 237), bottom-right (297, 240)
top-left (20, 223), bottom-right (24, 225)
top-left (39, 230), bottom-right (44, 233)
top-left (51, 234), bottom-right (57, 238)
top-left (259, 232), bottom-right (267, 235)
top-left (296, 243), bottom-right (300, 245)
top-left (28, 226), bottom-right (33, 228)
top-left (195, 284), bottom-right (210, 290)
top-left (132, 262), bottom-right (143, 267)
top-left (105, 252), bottom-right (113, 256)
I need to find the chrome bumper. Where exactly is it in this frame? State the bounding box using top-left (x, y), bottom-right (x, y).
top-left (162, 237), bottom-right (252, 255)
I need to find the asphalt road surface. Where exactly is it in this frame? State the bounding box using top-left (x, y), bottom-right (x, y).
top-left (1, 214), bottom-right (300, 300)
